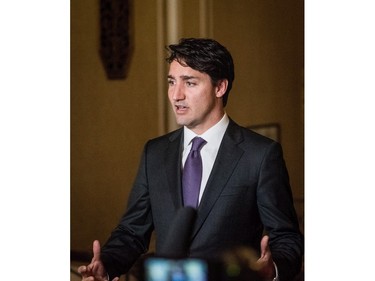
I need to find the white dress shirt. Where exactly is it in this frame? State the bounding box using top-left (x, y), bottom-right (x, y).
top-left (182, 113), bottom-right (229, 205)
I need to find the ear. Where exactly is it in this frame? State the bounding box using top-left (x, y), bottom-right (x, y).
top-left (215, 79), bottom-right (228, 98)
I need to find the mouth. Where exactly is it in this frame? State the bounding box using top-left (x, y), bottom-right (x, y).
top-left (175, 104), bottom-right (188, 113)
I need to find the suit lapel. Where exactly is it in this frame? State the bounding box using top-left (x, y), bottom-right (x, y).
top-left (192, 120), bottom-right (244, 237)
top-left (164, 129), bottom-right (184, 210)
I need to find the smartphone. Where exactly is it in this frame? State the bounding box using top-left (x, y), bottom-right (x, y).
top-left (143, 257), bottom-right (209, 281)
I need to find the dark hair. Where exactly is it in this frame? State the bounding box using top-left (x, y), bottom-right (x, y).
top-left (166, 38), bottom-right (235, 107)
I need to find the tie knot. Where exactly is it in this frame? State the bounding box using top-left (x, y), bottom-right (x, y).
top-left (191, 137), bottom-right (206, 152)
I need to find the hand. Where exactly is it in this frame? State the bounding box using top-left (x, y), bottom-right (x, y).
top-left (77, 240), bottom-right (119, 281)
top-left (256, 235), bottom-right (276, 280)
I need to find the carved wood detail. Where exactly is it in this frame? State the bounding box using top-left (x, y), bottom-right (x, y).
top-left (100, 0), bottom-right (131, 79)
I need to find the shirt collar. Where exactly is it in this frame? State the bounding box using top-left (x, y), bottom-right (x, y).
top-left (183, 113), bottom-right (229, 148)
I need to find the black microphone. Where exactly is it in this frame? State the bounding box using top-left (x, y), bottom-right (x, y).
top-left (157, 207), bottom-right (197, 258)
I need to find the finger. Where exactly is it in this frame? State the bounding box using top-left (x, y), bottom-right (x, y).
top-left (260, 235), bottom-right (270, 258)
top-left (77, 265), bottom-right (86, 274)
top-left (112, 278), bottom-right (120, 281)
top-left (78, 265), bottom-right (89, 277)
top-left (92, 240), bottom-right (101, 262)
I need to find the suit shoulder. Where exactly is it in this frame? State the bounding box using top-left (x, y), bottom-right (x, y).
top-left (144, 127), bottom-right (183, 148)
top-left (229, 120), bottom-right (277, 146)
top-left (242, 126), bottom-right (276, 145)
top-left (227, 122), bottom-right (285, 158)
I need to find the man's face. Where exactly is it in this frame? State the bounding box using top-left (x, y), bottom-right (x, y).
top-left (167, 60), bottom-right (225, 134)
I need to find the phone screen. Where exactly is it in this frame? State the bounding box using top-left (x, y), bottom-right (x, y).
top-left (144, 257), bottom-right (208, 281)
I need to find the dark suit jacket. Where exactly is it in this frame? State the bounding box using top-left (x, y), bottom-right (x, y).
top-left (101, 119), bottom-right (303, 280)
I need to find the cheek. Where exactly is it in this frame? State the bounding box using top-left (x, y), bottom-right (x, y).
top-left (191, 95), bottom-right (213, 114)
top-left (189, 94), bottom-right (204, 108)
top-left (187, 86), bottom-right (216, 109)
top-left (198, 91), bottom-right (216, 107)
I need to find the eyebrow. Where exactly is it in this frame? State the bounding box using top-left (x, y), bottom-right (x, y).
top-left (167, 75), bottom-right (199, 80)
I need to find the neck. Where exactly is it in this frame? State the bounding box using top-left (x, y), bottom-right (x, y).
top-left (188, 111), bottom-right (226, 135)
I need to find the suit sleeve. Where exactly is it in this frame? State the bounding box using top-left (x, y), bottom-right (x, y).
top-left (101, 143), bottom-right (154, 279)
top-left (257, 141), bottom-right (303, 280)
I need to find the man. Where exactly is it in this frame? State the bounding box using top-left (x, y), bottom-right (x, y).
top-left (78, 38), bottom-right (303, 281)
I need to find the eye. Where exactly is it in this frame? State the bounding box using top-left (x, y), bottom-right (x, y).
top-left (168, 79), bottom-right (175, 86)
top-left (186, 81), bottom-right (196, 87)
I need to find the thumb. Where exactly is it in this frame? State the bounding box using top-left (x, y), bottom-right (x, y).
top-left (260, 235), bottom-right (270, 258)
top-left (92, 240), bottom-right (101, 262)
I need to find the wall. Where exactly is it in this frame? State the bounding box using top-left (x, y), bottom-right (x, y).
top-left (71, 0), bottom-right (304, 254)
top-left (71, 0), bottom-right (160, 252)
top-left (213, 0), bottom-right (305, 214)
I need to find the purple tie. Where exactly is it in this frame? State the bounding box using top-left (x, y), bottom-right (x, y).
top-left (182, 137), bottom-right (207, 208)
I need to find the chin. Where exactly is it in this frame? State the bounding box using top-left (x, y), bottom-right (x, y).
top-left (174, 116), bottom-right (188, 127)
top-left (175, 121), bottom-right (187, 127)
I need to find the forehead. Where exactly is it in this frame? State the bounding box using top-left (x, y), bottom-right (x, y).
top-left (168, 60), bottom-right (207, 79)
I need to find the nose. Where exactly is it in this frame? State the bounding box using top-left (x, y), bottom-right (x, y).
top-left (170, 83), bottom-right (185, 101)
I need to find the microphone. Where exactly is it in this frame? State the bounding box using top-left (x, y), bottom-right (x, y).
top-left (157, 207), bottom-right (197, 258)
